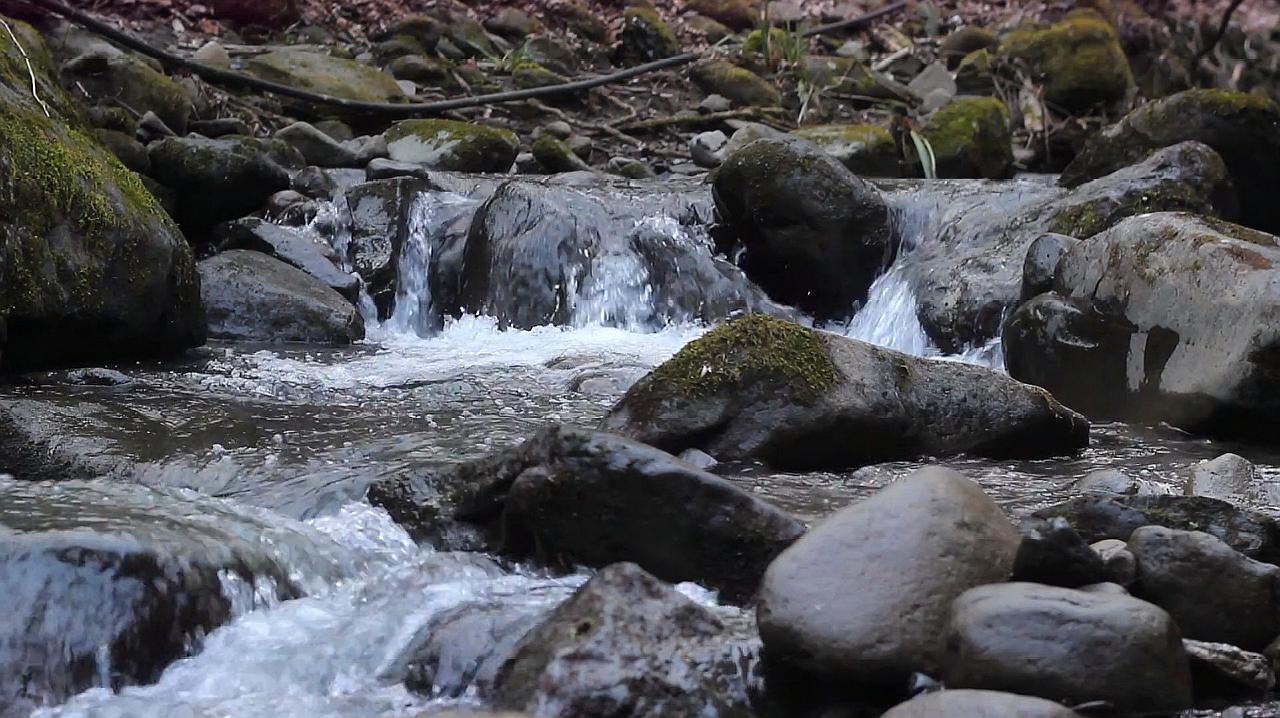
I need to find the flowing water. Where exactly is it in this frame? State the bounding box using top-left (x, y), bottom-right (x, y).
top-left (5, 179), bottom-right (1280, 718)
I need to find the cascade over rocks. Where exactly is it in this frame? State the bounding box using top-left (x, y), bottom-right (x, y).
top-left (713, 136), bottom-right (892, 319)
top-left (756, 467), bottom-right (1021, 687)
top-left (943, 582), bottom-right (1193, 712)
top-left (1061, 90), bottom-right (1280, 234)
top-left (198, 250), bottom-right (364, 344)
top-left (602, 315), bottom-right (1088, 470)
top-left (1004, 212), bottom-right (1280, 437)
top-left (492, 563), bottom-right (760, 718)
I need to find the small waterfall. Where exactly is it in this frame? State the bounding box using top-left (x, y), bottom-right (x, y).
top-left (384, 192), bottom-right (477, 337)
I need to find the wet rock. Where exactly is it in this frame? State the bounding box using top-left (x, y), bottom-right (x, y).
top-left (92, 128), bottom-right (150, 175)
top-left (1184, 639), bottom-right (1276, 696)
top-left (343, 134), bottom-right (388, 165)
top-left (940, 26), bottom-right (998, 69)
top-left (395, 599), bottom-right (545, 699)
top-left (1074, 468), bottom-right (1174, 497)
top-left (275, 121), bottom-right (359, 167)
top-left (921, 97), bottom-right (1012, 179)
top-left (792, 123), bottom-right (900, 177)
top-left (531, 135), bottom-right (591, 173)
top-left (385, 119), bottom-right (518, 172)
top-left (343, 176), bottom-right (438, 315)
top-left (690, 130), bottom-right (729, 168)
top-left (998, 10), bottom-right (1133, 112)
top-left (1004, 213), bottom-right (1280, 435)
top-left (246, 49), bottom-right (405, 107)
top-left (881, 690), bottom-right (1081, 718)
top-left (1012, 516), bottom-right (1109, 588)
top-left (603, 315), bottom-right (1088, 469)
top-left (266, 190), bottom-right (318, 225)
top-left (758, 467), bottom-right (1020, 686)
top-left (690, 60), bottom-right (781, 107)
top-left (1091, 539), bottom-right (1137, 585)
top-left (198, 250), bottom-right (364, 344)
top-left (493, 563), bottom-right (759, 717)
top-left (613, 5), bottom-right (681, 66)
top-left (1128, 526), bottom-right (1280, 651)
top-left (1185, 453), bottom-right (1280, 507)
top-left (0, 26), bottom-right (204, 370)
top-left (214, 218), bottom-right (359, 302)
top-left (1020, 232), bottom-right (1078, 301)
top-left (61, 51), bottom-right (192, 134)
top-left (148, 135), bottom-right (291, 237)
top-left (605, 156), bottom-right (654, 179)
top-left (714, 137), bottom-right (891, 318)
top-left (1035, 494), bottom-right (1280, 563)
top-left (944, 582), bottom-right (1192, 711)
top-left (1060, 90), bottom-right (1280, 234)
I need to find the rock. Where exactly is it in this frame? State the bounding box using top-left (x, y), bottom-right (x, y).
top-left (907, 62), bottom-right (957, 112)
top-left (1074, 468), bottom-right (1174, 497)
top-left (148, 135), bottom-right (291, 237)
top-left (955, 48), bottom-right (996, 93)
top-left (188, 117), bottom-right (252, 137)
top-left (686, 0), bottom-right (758, 30)
top-left (536, 121), bottom-right (573, 140)
top-left (388, 54), bottom-right (449, 83)
top-left (192, 41), bottom-right (231, 69)
top-left (792, 123), bottom-right (901, 177)
top-left (198, 250), bottom-right (365, 344)
top-left (266, 190), bottom-right (318, 225)
top-left (1020, 232), bottom-right (1078, 300)
top-left (492, 563), bottom-right (759, 717)
top-left (531, 135), bottom-right (591, 174)
top-left (92, 128), bottom-right (150, 175)
top-left (698, 94), bottom-right (733, 114)
top-left (921, 97), bottom-right (1013, 179)
top-left (1035, 494), bottom-right (1280, 563)
top-left (523, 36), bottom-right (577, 76)
top-left (1003, 213), bottom-right (1280, 435)
top-left (690, 60), bottom-right (781, 107)
top-left (713, 137), bottom-right (891, 317)
top-left (757, 467), bottom-right (1020, 686)
top-left (1186, 453), bottom-right (1280, 507)
top-left (214, 218), bottom-right (359, 302)
top-left (374, 36), bottom-right (427, 66)
top-left (944, 582), bottom-right (1192, 711)
top-left (61, 51), bottom-right (192, 134)
top-left (1061, 90), bottom-right (1280, 234)
top-left (603, 315), bottom-right (1088, 468)
top-left (605, 156), bottom-right (654, 179)
top-left (687, 15), bottom-right (732, 43)
top-left (548, 2), bottom-right (608, 43)
top-left (446, 17), bottom-right (496, 58)
top-left (0, 24), bottom-right (204, 369)
top-left (136, 110), bottom-right (176, 142)
top-left (690, 130), bottom-right (729, 168)
top-left (1091, 539), bottom-right (1137, 585)
top-left (613, 5), bottom-right (681, 66)
top-left (343, 134), bottom-right (388, 165)
top-left (1127, 526), bottom-right (1280, 651)
top-left (275, 121), bottom-right (360, 167)
top-left (246, 50), bottom-right (405, 108)
top-left (512, 63), bottom-right (565, 91)
top-left (1012, 516), bottom-right (1109, 588)
top-left (940, 26), bottom-right (998, 69)
top-left (342, 176), bottom-right (437, 314)
top-left (998, 10), bottom-right (1133, 112)
top-left (385, 119), bottom-right (518, 172)
top-left (486, 8), bottom-right (543, 39)
top-left (209, 0), bottom-right (300, 25)
top-left (1184, 639), bottom-right (1276, 696)
top-left (678, 448), bottom-right (718, 470)
top-left (882, 690), bottom-right (1081, 718)
top-left (421, 425), bottom-right (804, 601)
top-left (383, 15), bottom-right (443, 51)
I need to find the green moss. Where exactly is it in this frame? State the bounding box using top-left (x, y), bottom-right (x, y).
top-left (512, 64), bottom-right (566, 89)
top-left (999, 10), bottom-right (1132, 110)
top-left (614, 5), bottom-right (681, 65)
top-left (1176, 88), bottom-right (1277, 115)
top-left (646, 314), bottom-right (841, 401)
top-left (1049, 181), bottom-right (1213, 238)
top-left (385, 118), bottom-right (518, 172)
top-left (922, 96), bottom-right (1012, 179)
top-left (793, 123), bottom-right (899, 176)
top-left (690, 60), bottom-right (780, 107)
top-left (246, 50), bottom-right (405, 104)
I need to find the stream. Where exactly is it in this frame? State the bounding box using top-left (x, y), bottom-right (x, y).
top-left (5, 177), bottom-right (1280, 718)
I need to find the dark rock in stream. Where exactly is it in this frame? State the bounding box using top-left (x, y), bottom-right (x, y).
top-left (713, 136), bottom-right (892, 319)
top-left (1004, 212), bottom-right (1280, 438)
top-left (1011, 516), bottom-right (1109, 588)
top-left (198, 250), bottom-right (364, 344)
top-left (1184, 639), bottom-right (1276, 697)
top-left (943, 582), bottom-right (1193, 712)
top-left (757, 467), bottom-right (1021, 689)
top-left (602, 315), bottom-right (1088, 470)
top-left (371, 425), bottom-right (804, 603)
top-left (214, 218), bottom-right (360, 302)
top-left (492, 563), bottom-right (760, 718)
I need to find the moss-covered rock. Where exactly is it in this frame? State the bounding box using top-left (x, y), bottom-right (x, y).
top-left (384, 119), bottom-right (518, 172)
top-left (799, 56), bottom-right (898, 99)
top-left (246, 50), bottom-right (405, 104)
top-left (523, 35), bottom-right (577, 76)
top-left (955, 48), bottom-right (995, 93)
top-left (613, 5), bottom-right (682, 66)
top-left (372, 35), bottom-right (426, 65)
top-left (383, 15), bottom-right (443, 51)
top-left (999, 10), bottom-right (1133, 112)
top-left (742, 27), bottom-right (800, 65)
top-left (60, 52), bottom-right (192, 134)
top-left (446, 17), bottom-right (496, 58)
top-left (512, 63), bottom-right (566, 90)
top-left (92, 128), bottom-right (149, 175)
top-left (1061, 89), bottom-right (1280, 234)
top-left (0, 15), bottom-right (203, 369)
top-left (148, 136), bottom-right (292, 237)
top-left (686, 0), bottom-right (759, 30)
top-left (532, 135), bottom-right (592, 174)
top-left (388, 54), bottom-right (449, 84)
top-left (548, 2), bottom-right (608, 43)
top-left (793, 123), bottom-right (900, 177)
top-left (687, 15), bottom-right (732, 44)
top-left (921, 96), bottom-right (1013, 179)
top-left (690, 60), bottom-right (780, 107)
top-left (486, 8), bottom-right (544, 39)
top-left (940, 26), bottom-right (998, 69)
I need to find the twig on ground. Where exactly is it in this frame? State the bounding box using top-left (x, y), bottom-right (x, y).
top-left (0, 16), bottom-right (51, 116)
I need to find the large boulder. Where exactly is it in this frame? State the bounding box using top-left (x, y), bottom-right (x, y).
top-left (757, 467), bottom-right (1021, 686)
top-left (372, 425), bottom-right (803, 602)
top-left (602, 315), bottom-right (1088, 470)
top-left (1004, 212), bottom-right (1280, 437)
top-left (1060, 90), bottom-right (1280, 234)
top-left (384, 119), bottom-right (518, 172)
top-left (0, 18), bottom-right (204, 370)
top-left (881, 690), bottom-right (1081, 718)
top-left (492, 563), bottom-right (759, 718)
top-left (246, 49), bottom-right (405, 106)
top-left (1128, 526), bottom-right (1280, 651)
top-left (1185, 453), bottom-right (1280, 508)
top-left (997, 10), bottom-right (1133, 112)
top-left (713, 137), bottom-right (892, 318)
top-left (1034, 494), bottom-right (1280, 564)
top-left (60, 51), bottom-right (192, 134)
top-left (921, 97), bottom-right (1013, 179)
top-left (148, 136), bottom-right (293, 237)
top-left (944, 583), bottom-right (1192, 712)
top-left (198, 250), bottom-right (364, 344)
